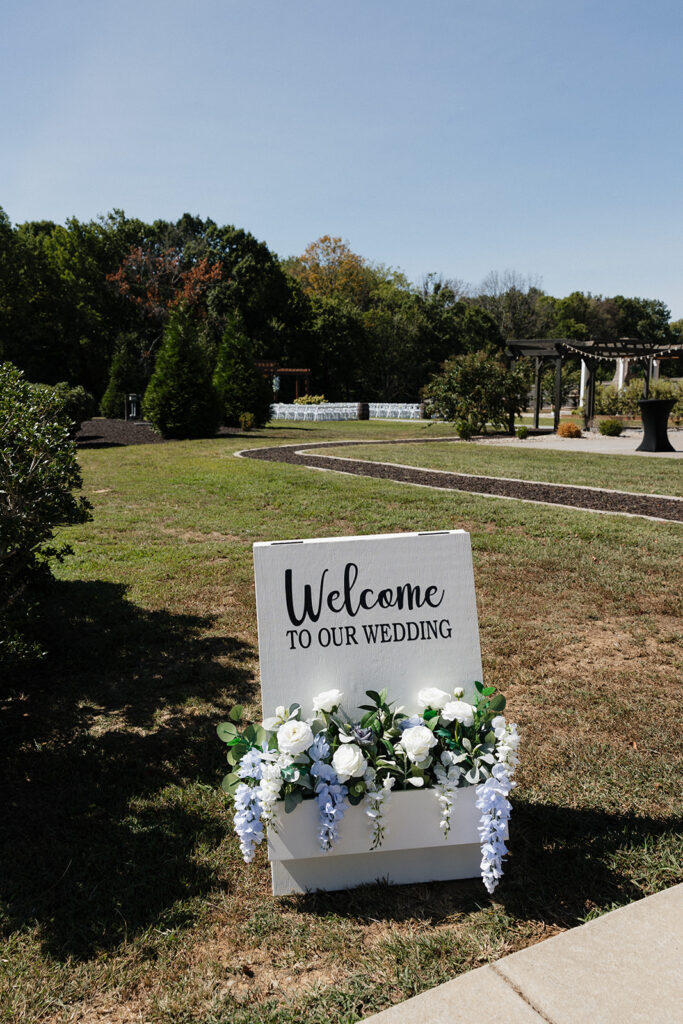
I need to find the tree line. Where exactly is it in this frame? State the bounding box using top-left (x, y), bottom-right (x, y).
top-left (1, 208), bottom-right (679, 410)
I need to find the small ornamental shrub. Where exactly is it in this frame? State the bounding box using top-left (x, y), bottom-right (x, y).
top-left (0, 363), bottom-right (92, 667)
top-left (239, 411), bottom-right (255, 431)
top-left (556, 421), bottom-right (582, 438)
top-left (456, 419), bottom-right (473, 439)
top-left (293, 394), bottom-right (327, 405)
top-left (213, 316), bottom-right (272, 428)
top-left (143, 307), bottom-right (221, 439)
top-left (599, 417), bottom-right (624, 436)
top-left (516, 425), bottom-right (530, 439)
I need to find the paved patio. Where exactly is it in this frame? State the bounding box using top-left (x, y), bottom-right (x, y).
top-left (476, 427), bottom-right (682, 457)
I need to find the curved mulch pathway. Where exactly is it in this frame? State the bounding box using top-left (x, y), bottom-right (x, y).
top-left (240, 440), bottom-right (683, 523)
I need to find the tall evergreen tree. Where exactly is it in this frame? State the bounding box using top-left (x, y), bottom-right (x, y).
top-left (143, 307), bottom-right (220, 438)
top-left (213, 316), bottom-right (272, 427)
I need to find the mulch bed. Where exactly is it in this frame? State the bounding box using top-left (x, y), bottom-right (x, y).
top-left (76, 419), bottom-right (245, 449)
top-left (242, 440), bottom-right (683, 523)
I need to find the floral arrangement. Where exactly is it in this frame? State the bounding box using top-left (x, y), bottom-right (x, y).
top-left (217, 683), bottom-right (519, 893)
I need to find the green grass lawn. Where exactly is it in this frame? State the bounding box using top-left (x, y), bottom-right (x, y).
top-left (2, 421), bottom-right (681, 1023)
top-left (319, 438), bottom-right (683, 496)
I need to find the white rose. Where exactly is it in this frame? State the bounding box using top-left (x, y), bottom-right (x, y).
top-left (441, 700), bottom-right (475, 727)
top-left (401, 725), bottom-right (438, 763)
top-left (332, 743), bottom-right (367, 782)
top-left (312, 689), bottom-right (344, 713)
top-left (277, 719), bottom-right (314, 756)
top-left (452, 687), bottom-right (464, 699)
top-left (417, 687), bottom-right (451, 710)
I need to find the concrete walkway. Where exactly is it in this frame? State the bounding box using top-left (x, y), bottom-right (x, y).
top-left (361, 884), bottom-right (683, 1023)
top-left (476, 427), bottom-right (682, 457)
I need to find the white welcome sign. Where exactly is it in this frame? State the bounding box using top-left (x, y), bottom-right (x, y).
top-left (253, 530), bottom-right (485, 895)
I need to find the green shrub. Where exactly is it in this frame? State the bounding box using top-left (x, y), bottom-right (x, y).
top-left (0, 363), bottom-right (92, 667)
top-left (293, 394), bottom-right (327, 405)
top-left (594, 384), bottom-right (622, 416)
top-left (239, 411), bottom-right (255, 431)
top-left (455, 419), bottom-right (473, 439)
top-left (143, 307), bottom-right (221, 439)
top-left (34, 382), bottom-right (95, 437)
top-left (213, 316), bottom-right (272, 428)
top-left (599, 417), bottom-right (624, 436)
top-left (516, 425), bottom-right (530, 439)
top-left (424, 353), bottom-right (527, 434)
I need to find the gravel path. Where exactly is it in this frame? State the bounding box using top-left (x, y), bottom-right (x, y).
top-left (240, 440), bottom-right (683, 523)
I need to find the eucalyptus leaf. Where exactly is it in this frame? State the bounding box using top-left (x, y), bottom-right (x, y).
top-left (216, 721), bottom-right (238, 742)
top-left (254, 725), bottom-right (266, 746)
top-left (229, 705), bottom-right (243, 723)
top-left (288, 702), bottom-right (301, 717)
top-left (461, 737), bottom-right (472, 752)
top-left (488, 694), bottom-right (506, 712)
top-left (284, 789), bottom-right (303, 813)
top-left (221, 772), bottom-right (241, 795)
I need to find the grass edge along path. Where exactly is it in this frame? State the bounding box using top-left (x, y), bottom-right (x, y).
top-left (239, 440), bottom-right (683, 522)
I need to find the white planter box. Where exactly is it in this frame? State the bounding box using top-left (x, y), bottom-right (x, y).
top-left (268, 786), bottom-right (489, 895)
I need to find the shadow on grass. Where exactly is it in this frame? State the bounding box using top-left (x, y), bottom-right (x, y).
top-left (1, 579), bottom-right (257, 959)
top-left (287, 799), bottom-right (681, 930)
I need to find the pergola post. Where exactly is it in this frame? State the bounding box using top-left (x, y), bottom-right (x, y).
top-left (508, 354), bottom-right (517, 435)
top-left (553, 357), bottom-right (562, 432)
top-left (584, 360), bottom-right (596, 430)
top-left (533, 357), bottom-right (542, 429)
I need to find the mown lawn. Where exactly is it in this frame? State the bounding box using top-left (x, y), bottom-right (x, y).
top-left (319, 437), bottom-right (683, 497)
top-left (2, 421), bottom-right (681, 1023)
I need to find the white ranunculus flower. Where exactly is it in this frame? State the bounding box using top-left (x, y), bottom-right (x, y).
top-left (417, 686), bottom-right (451, 710)
top-left (441, 700), bottom-right (476, 727)
top-left (332, 743), bottom-right (367, 782)
top-left (452, 687), bottom-right (464, 699)
top-left (312, 689), bottom-right (344, 713)
top-left (401, 725), bottom-right (438, 763)
top-left (277, 719), bottom-right (314, 756)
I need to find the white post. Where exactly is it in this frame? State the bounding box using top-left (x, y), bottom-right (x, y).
top-left (616, 357), bottom-right (628, 391)
top-left (580, 360), bottom-right (587, 405)
top-left (652, 359), bottom-right (660, 381)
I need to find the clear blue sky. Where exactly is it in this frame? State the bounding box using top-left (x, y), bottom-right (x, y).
top-left (2, 0), bottom-right (682, 316)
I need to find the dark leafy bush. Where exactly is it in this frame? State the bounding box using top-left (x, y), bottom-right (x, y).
top-left (34, 382), bottom-right (95, 437)
top-left (516, 425), bottom-right (530, 439)
top-left (0, 363), bottom-right (92, 666)
top-left (455, 419), bottom-right (473, 439)
top-left (424, 353), bottom-right (527, 434)
top-left (213, 316), bottom-right (272, 428)
top-left (143, 307), bottom-right (221, 439)
top-left (598, 417), bottom-right (624, 436)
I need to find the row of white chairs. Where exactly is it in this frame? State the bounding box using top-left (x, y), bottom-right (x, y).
top-left (270, 403), bottom-right (422, 421)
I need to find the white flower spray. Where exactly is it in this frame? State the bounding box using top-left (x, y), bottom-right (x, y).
top-left (434, 751), bottom-right (463, 837)
top-left (364, 768), bottom-right (395, 849)
top-left (476, 763), bottom-right (515, 893)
